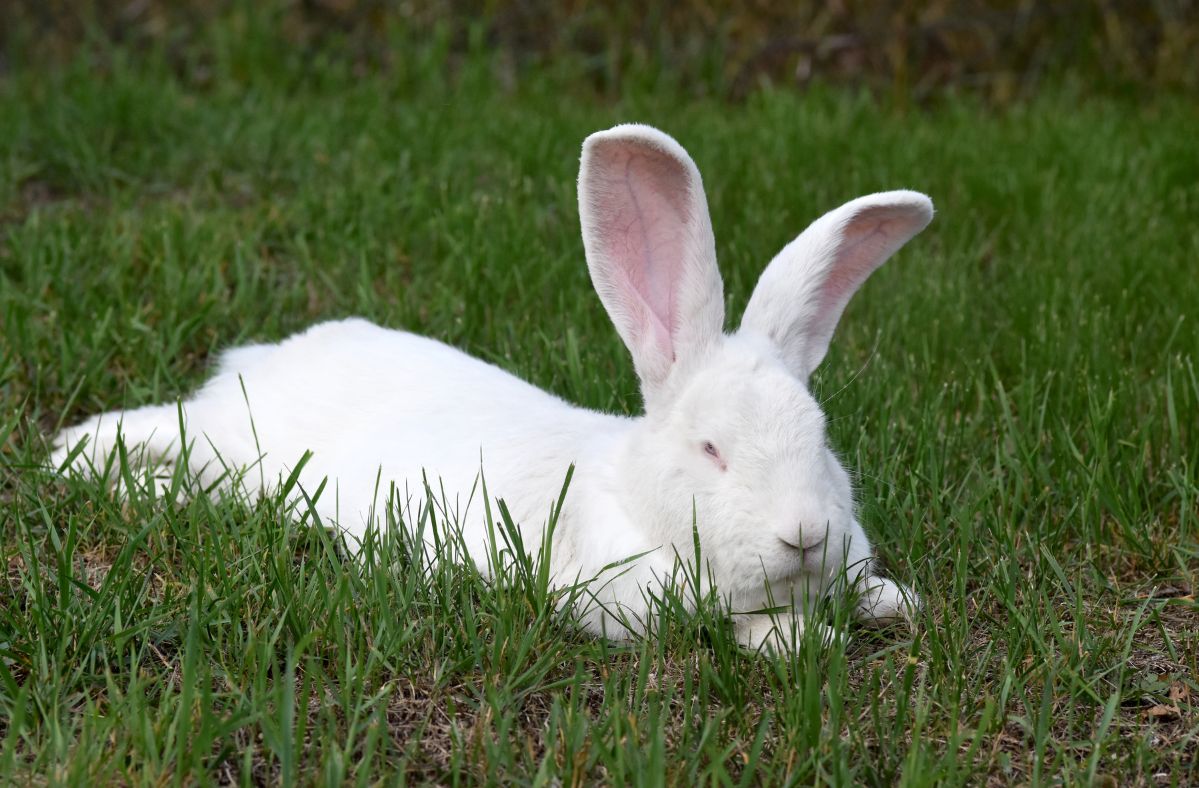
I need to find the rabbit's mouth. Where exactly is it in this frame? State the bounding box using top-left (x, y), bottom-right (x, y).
top-left (802, 538), bottom-right (826, 557)
top-left (776, 534), bottom-right (824, 570)
top-left (776, 538), bottom-right (829, 575)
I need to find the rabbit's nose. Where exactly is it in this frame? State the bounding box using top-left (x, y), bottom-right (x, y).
top-left (779, 522), bottom-right (829, 552)
top-left (799, 526), bottom-right (828, 551)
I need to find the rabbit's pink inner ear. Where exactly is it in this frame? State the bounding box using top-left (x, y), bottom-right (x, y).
top-left (587, 145), bottom-right (693, 363)
top-left (816, 213), bottom-right (914, 327)
top-left (740, 191), bottom-right (933, 380)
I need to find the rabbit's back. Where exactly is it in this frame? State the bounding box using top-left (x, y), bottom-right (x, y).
top-left (186, 318), bottom-right (622, 538)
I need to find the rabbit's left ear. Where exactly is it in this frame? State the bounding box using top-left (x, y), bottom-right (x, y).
top-left (739, 191), bottom-right (933, 380)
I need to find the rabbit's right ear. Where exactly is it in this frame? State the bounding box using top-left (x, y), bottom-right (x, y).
top-left (578, 125), bottom-right (725, 408)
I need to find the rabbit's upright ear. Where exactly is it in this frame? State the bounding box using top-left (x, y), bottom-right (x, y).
top-left (739, 191), bottom-right (933, 380)
top-left (579, 125), bottom-right (724, 407)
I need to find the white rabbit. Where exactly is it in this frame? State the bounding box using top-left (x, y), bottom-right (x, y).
top-left (51, 124), bottom-right (933, 651)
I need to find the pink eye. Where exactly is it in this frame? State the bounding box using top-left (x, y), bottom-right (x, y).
top-left (702, 441), bottom-right (727, 471)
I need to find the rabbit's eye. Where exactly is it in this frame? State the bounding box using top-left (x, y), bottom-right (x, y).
top-left (702, 441), bottom-right (727, 471)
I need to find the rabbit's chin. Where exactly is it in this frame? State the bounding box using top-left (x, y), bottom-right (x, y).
top-left (717, 559), bottom-right (825, 610)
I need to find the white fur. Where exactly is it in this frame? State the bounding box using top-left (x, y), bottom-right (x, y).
top-left (50, 124), bottom-right (933, 651)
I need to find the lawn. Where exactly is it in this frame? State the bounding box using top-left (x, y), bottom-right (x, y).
top-left (2, 34), bottom-right (1198, 785)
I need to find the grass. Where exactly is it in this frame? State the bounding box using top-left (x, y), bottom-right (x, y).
top-left (2, 35), bottom-right (1198, 785)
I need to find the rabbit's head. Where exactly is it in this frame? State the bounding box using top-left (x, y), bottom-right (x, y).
top-left (578, 124), bottom-right (933, 599)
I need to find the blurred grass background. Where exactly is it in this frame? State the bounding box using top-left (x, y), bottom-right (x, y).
top-left (4, 0), bottom-right (1197, 103)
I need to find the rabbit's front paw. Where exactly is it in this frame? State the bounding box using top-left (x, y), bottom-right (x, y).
top-left (734, 613), bottom-right (837, 654)
top-left (856, 576), bottom-right (919, 625)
